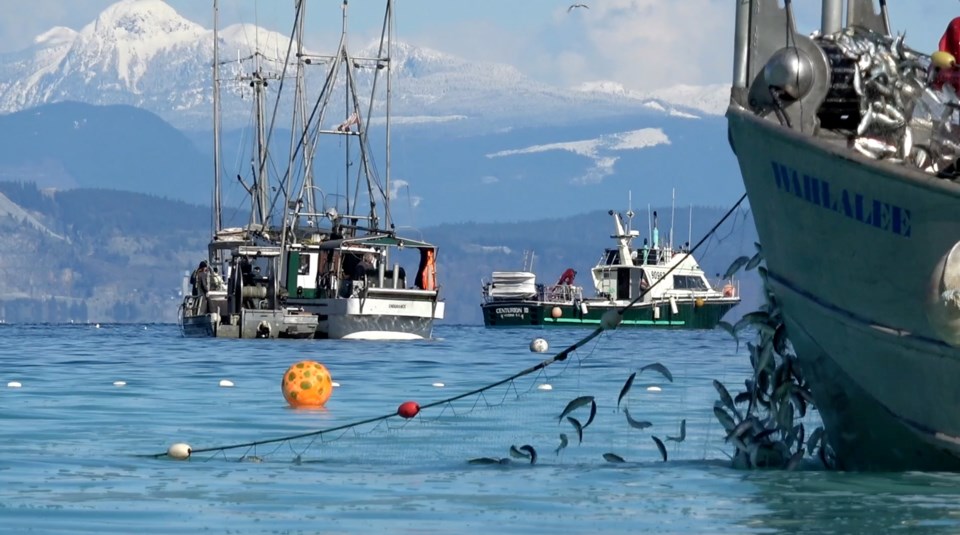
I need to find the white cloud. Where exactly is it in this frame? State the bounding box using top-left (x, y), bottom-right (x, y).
top-left (480, 175), bottom-right (499, 184)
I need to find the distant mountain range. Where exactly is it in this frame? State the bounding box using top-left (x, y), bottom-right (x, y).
top-left (0, 180), bottom-right (760, 324)
top-left (0, 0), bottom-right (728, 131)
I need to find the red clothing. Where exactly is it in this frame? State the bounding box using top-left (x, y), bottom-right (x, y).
top-left (935, 18), bottom-right (960, 93)
top-left (942, 17), bottom-right (960, 58)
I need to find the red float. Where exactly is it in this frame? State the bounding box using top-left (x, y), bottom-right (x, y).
top-left (397, 401), bottom-right (420, 419)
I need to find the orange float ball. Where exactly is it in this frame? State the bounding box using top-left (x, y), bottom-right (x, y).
top-left (281, 360), bottom-right (333, 407)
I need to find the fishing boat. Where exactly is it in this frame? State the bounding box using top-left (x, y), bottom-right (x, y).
top-left (274, 0), bottom-right (444, 340)
top-left (481, 207), bottom-right (739, 328)
top-left (728, 0), bottom-right (960, 469)
top-left (179, 1), bottom-right (318, 339)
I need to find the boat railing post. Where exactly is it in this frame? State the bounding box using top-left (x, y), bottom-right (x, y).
top-left (392, 263), bottom-right (399, 289)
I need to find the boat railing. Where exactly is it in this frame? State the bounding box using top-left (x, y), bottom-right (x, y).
top-left (540, 284), bottom-right (583, 303)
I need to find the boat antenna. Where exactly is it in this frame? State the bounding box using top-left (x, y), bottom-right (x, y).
top-left (669, 188), bottom-right (675, 252)
top-left (626, 190), bottom-right (634, 233)
top-left (212, 0), bottom-right (222, 236)
top-left (647, 203), bottom-right (652, 248)
top-left (688, 203), bottom-right (693, 252)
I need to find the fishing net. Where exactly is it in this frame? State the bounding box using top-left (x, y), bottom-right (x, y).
top-left (147, 194), bottom-right (825, 469)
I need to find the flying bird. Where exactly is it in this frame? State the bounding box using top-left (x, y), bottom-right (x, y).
top-left (568, 3), bottom-right (589, 12)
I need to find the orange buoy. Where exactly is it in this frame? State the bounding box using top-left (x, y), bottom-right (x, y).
top-left (398, 401), bottom-right (420, 419)
top-left (551, 306), bottom-right (562, 319)
top-left (281, 360), bottom-right (333, 408)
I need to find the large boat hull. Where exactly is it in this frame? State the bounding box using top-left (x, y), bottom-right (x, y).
top-left (482, 298), bottom-right (737, 329)
top-left (180, 306), bottom-right (318, 339)
top-left (728, 105), bottom-right (960, 470)
top-left (291, 296), bottom-right (444, 340)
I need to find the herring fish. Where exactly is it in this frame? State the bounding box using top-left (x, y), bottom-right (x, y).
top-left (603, 452), bottom-right (626, 463)
top-left (624, 408), bottom-right (653, 430)
top-left (640, 362), bottom-right (673, 383)
top-left (558, 395), bottom-right (595, 422)
top-left (652, 435), bottom-right (668, 462)
top-left (723, 255), bottom-right (750, 279)
top-left (617, 372), bottom-right (636, 410)
top-left (567, 416), bottom-right (584, 444)
top-left (555, 433), bottom-right (569, 455)
top-left (583, 400), bottom-right (598, 429)
top-left (666, 419), bottom-right (686, 443)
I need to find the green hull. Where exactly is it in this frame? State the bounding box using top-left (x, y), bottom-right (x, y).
top-left (481, 298), bottom-right (738, 329)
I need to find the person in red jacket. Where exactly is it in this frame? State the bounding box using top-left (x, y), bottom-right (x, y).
top-left (934, 18), bottom-right (960, 92)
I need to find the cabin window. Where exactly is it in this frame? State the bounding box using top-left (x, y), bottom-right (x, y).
top-left (604, 250), bottom-right (620, 265)
top-left (673, 275), bottom-right (707, 290)
top-left (298, 253), bottom-right (311, 275)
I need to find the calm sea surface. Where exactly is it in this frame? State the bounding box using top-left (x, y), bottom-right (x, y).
top-left (2, 324), bottom-right (960, 534)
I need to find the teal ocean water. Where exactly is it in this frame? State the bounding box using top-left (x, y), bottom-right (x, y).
top-left (2, 324), bottom-right (960, 534)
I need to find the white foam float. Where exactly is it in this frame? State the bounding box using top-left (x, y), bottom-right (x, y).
top-left (167, 442), bottom-right (192, 460)
top-left (529, 338), bottom-right (549, 353)
top-left (113, 381), bottom-right (126, 387)
top-left (537, 383), bottom-right (553, 391)
top-left (219, 379), bottom-right (235, 388)
top-left (432, 382), bottom-right (445, 388)
top-left (7, 381), bottom-right (22, 388)
top-left (646, 386), bottom-right (662, 392)
top-left (331, 382), bottom-right (341, 387)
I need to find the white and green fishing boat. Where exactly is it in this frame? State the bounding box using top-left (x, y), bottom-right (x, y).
top-left (729, 0), bottom-right (960, 469)
top-left (481, 207), bottom-right (739, 328)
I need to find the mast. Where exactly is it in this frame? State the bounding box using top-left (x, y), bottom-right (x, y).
top-left (212, 0), bottom-right (222, 235)
top-left (384, 0), bottom-right (393, 229)
top-left (252, 52), bottom-right (269, 228)
top-left (342, 1), bottom-right (351, 218)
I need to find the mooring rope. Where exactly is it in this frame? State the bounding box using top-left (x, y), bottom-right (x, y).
top-left (150, 193), bottom-right (749, 459)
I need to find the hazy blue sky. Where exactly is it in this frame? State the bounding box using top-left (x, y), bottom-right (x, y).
top-left (0, 1), bottom-right (956, 91)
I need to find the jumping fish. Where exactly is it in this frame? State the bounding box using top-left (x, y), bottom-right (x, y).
top-left (583, 400), bottom-right (598, 429)
top-left (567, 416), bottom-right (584, 444)
top-left (468, 457), bottom-right (503, 465)
top-left (723, 256), bottom-right (750, 280)
top-left (785, 449), bottom-right (804, 471)
top-left (640, 362), bottom-right (673, 383)
top-left (651, 436), bottom-right (668, 462)
top-left (714, 405), bottom-right (738, 434)
top-left (666, 419), bottom-right (686, 443)
top-left (617, 372), bottom-right (636, 410)
top-left (745, 251), bottom-right (763, 271)
top-left (520, 444), bottom-right (537, 465)
top-left (555, 433), bottom-right (569, 455)
top-left (603, 452), bottom-right (626, 463)
top-left (713, 380), bottom-right (741, 420)
top-left (624, 408), bottom-right (653, 430)
top-left (558, 395), bottom-right (594, 422)
top-left (509, 445), bottom-right (529, 459)
top-left (718, 321), bottom-right (739, 351)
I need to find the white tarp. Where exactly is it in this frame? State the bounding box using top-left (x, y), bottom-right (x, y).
top-left (488, 271), bottom-right (537, 298)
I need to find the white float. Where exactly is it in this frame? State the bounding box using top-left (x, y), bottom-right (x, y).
top-left (219, 379), bottom-right (235, 388)
top-left (167, 443), bottom-right (192, 460)
top-left (529, 338), bottom-right (549, 353)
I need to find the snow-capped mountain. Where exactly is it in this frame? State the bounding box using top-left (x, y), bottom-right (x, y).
top-left (0, 0), bottom-right (722, 130)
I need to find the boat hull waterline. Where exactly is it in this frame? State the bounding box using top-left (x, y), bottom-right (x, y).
top-left (482, 298), bottom-right (737, 329)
